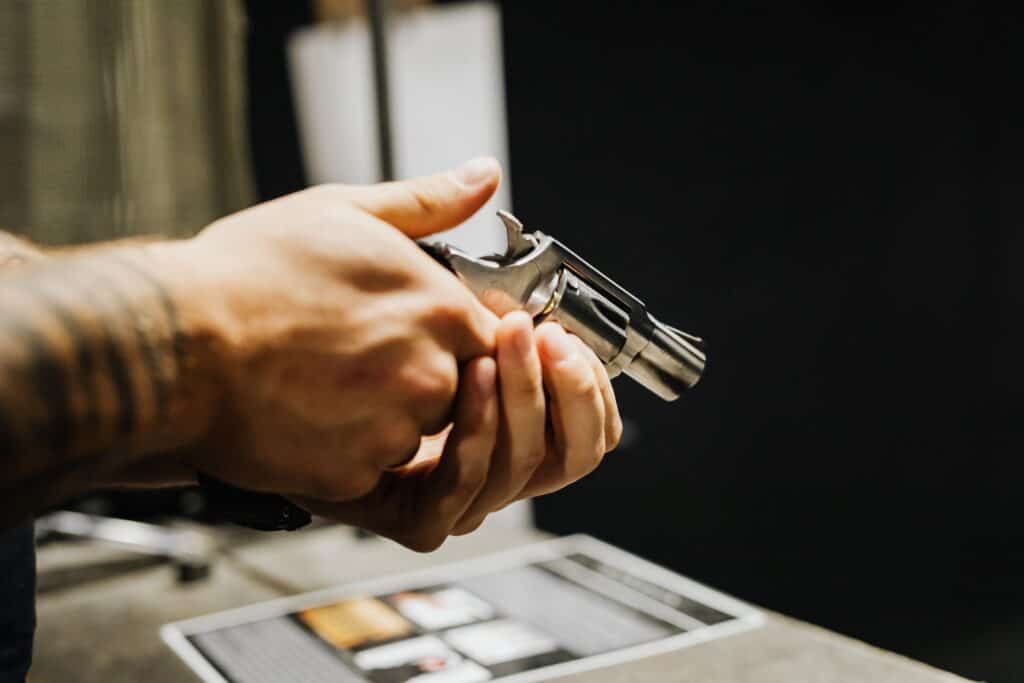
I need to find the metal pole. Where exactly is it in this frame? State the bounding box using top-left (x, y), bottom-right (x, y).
top-left (367, 0), bottom-right (395, 182)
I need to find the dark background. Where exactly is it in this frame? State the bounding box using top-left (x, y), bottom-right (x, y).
top-left (241, 1), bottom-right (1024, 680)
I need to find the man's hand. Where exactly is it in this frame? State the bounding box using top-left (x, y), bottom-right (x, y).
top-left (157, 159), bottom-right (504, 503)
top-left (296, 312), bottom-right (622, 552)
top-left (452, 314), bottom-right (623, 533)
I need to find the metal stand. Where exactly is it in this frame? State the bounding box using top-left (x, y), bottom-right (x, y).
top-left (35, 511), bottom-right (216, 583)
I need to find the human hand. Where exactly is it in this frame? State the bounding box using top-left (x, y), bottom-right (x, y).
top-left (151, 158), bottom-right (504, 502)
top-left (296, 311), bottom-right (622, 551)
top-left (451, 313), bottom-right (623, 534)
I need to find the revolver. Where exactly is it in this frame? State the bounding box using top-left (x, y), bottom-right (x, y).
top-left (422, 211), bottom-right (705, 401)
top-left (199, 211), bottom-right (706, 531)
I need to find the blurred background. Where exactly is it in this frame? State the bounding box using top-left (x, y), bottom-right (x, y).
top-left (2, 1), bottom-right (1022, 681)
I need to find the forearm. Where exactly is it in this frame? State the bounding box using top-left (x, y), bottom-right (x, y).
top-left (0, 237), bottom-right (218, 526)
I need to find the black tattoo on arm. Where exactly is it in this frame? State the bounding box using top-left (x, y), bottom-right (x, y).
top-left (0, 244), bottom-right (204, 526)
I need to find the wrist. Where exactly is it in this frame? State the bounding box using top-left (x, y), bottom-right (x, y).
top-left (131, 239), bottom-right (229, 455)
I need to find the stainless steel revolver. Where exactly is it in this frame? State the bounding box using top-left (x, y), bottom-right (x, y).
top-left (422, 211), bottom-right (706, 401)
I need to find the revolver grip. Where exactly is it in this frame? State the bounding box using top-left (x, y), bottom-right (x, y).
top-left (198, 474), bottom-right (311, 532)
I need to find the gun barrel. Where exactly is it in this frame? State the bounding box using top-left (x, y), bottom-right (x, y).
top-left (547, 273), bottom-right (705, 401)
top-left (623, 318), bottom-right (705, 400)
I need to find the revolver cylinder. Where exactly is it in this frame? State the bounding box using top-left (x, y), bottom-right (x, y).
top-left (548, 271), bottom-right (704, 400)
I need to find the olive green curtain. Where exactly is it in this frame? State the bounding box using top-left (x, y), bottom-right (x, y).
top-left (0, 0), bottom-right (254, 245)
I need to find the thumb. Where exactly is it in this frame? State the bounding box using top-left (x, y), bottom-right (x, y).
top-left (346, 157), bottom-right (502, 238)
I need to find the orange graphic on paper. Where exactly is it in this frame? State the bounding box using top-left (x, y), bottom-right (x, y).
top-left (299, 597), bottom-right (413, 649)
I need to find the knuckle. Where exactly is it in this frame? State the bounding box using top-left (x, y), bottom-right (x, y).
top-left (399, 354), bottom-right (457, 415)
top-left (405, 349), bottom-right (458, 397)
top-left (424, 296), bottom-right (473, 332)
top-left (422, 294), bottom-right (493, 356)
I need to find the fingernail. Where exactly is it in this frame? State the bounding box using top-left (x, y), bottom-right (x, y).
top-left (452, 156), bottom-right (500, 188)
top-left (540, 325), bottom-right (577, 364)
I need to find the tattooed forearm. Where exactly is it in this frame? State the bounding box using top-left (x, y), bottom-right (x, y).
top-left (0, 245), bottom-right (213, 526)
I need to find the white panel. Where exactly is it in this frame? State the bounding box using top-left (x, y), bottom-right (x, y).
top-left (288, 2), bottom-right (510, 256)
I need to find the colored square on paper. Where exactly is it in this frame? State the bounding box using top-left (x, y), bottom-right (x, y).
top-left (387, 588), bottom-right (495, 631)
top-left (299, 597), bottom-right (413, 649)
top-left (443, 620), bottom-right (558, 666)
top-left (354, 635), bottom-right (491, 682)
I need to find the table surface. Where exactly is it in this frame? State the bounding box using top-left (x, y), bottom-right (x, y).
top-left (29, 523), bottom-right (974, 683)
